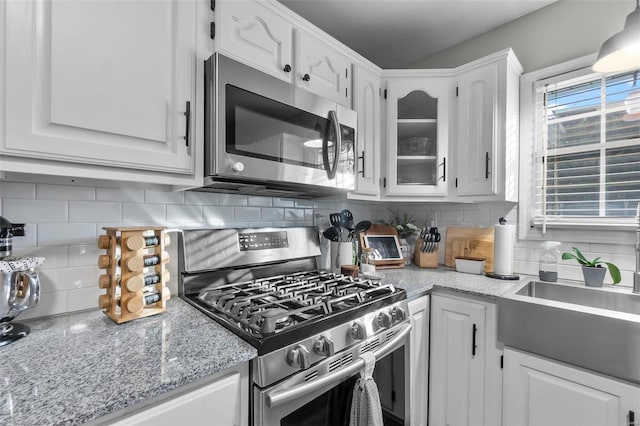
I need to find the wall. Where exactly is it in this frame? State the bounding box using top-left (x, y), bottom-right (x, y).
top-left (410, 0), bottom-right (634, 73)
top-left (0, 180), bottom-right (391, 319)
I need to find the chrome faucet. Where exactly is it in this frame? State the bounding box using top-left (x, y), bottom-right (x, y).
top-left (635, 202), bottom-right (640, 293)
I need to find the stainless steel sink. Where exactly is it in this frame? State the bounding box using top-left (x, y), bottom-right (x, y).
top-left (499, 279), bottom-right (640, 384)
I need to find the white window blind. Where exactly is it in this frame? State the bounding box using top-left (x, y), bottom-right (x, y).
top-left (533, 69), bottom-right (640, 231)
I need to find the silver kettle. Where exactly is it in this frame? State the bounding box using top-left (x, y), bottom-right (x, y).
top-left (0, 257), bottom-right (44, 346)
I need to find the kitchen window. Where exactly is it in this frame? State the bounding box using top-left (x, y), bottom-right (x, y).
top-left (520, 54), bottom-right (640, 239)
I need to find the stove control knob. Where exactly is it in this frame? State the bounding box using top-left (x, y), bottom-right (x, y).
top-left (287, 344), bottom-right (310, 369)
top-left (350, 321), bottom-right (368, 340)
top-left (392, 306), bottom-right (406, 323)
top-left (231, 162), bottom-right (245, 173)
top-left (313, 336), bottom-right (335, 357)
top-left (377, 311), bottom-right (393, 329)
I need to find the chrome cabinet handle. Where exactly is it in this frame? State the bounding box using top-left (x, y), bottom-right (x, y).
top-left (485, 152), bottom-right (490, 179)
top-left (441, 157), bottom-right (447, 182)
top-left (283, 64), bottom-right (292, 73)
top-left (472, 323), bottom-right (478, 356)
top-left (302, 73), bottom-right (311, 82)
top-left (265, 323), bottom-right (411, 408)
top-left (358, 151), bottom-right (365, 177)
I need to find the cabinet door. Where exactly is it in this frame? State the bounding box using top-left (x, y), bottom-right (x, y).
top-left (2, 0), bottom-right (195, 175)
top-left (351, 65), bottom-right (381, 197)
top-left (217, 0), bottom-right (294, 83)
top-left (385, 77), bottom-right (450, 197)
top-left (409, 295), bottom-right (430, 426)
top-left (455, 63), bottom-right (498, 196)
top-left (110, 372), bottom-right (245, 426)
top-left (504, 348), bottom-right (640, 426)
top-left (430, 294), bottom-right (486, 426)
top-left (296, 30), bottom-right (351, 107)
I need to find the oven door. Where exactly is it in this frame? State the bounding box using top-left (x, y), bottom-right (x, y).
top-left (207, 54), bottom-right (356, 190)
top-left (254, 323), bottom-right (410, 426)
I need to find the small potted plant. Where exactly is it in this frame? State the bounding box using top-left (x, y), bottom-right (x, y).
top-left (561, 247), bottom-right (621, 287)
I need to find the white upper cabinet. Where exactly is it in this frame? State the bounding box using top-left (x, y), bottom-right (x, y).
top-left (1, 0), bottom-right (196, 178)
top-left (296, 30), bottom-right (351, 107)
top-left (453, 49), bottom-right (522, 201)
top-left (350, 64), bottom-right (382, 197)
top-left (216, 1), bottom-right (351, 107)
top-left (384, 75), bottom-right (450, 197)
top-left (217, 0), bottom-right (294, 83)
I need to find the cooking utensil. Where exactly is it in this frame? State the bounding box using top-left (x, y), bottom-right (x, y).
top-left (329, 213), bottom-right (342, 228)
top-left (354, 220), bottom-right (371, 234)
top-left (322, 227), bottom-right (340, 242)
top-left (339, 209), bottom-right (355, 231)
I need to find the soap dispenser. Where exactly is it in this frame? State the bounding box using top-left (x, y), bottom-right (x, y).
top-left (539, 241), bottom-right (561, 282)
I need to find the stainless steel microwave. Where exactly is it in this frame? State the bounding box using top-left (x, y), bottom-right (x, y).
top-left (202, 54), bottom-right (357, 198)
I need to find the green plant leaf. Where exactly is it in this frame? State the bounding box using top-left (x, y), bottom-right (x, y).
top-left (571, 247), bottom-right (590, 264)
top-left (605, 262), bottom-right (622, 284)
top-left (562, 252), bottom-right (586, 265)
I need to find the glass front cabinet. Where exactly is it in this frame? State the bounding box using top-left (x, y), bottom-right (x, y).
top-left (385, 76), bottom-right (451, 197)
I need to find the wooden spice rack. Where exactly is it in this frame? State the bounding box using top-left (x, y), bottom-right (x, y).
top-left (97, 227), bottom-right (170, 324)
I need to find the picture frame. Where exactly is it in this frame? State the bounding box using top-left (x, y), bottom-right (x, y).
top-left (363, 235), bottom-right (403, 261)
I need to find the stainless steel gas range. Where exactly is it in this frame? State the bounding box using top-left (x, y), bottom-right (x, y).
top-left (178, 227), bottom-right (410, 425)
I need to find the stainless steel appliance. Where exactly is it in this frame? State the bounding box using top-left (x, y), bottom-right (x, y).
top-left (200, 54), bottom-right (357, 198)
top-left (0, 257), bottom-right (43, 346)
top-left (178, 227), bottom-right (410, 425)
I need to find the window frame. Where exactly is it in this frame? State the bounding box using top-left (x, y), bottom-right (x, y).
top-left (519, 53), bottom-right (637, 245)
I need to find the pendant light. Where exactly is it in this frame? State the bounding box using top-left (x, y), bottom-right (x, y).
top-left (593, 0), bottom-right (640, 73)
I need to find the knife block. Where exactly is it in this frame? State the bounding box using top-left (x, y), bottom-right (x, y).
top-left (97, 227), bottom-right (170, 324)
top-left (413, 238), bottom-right (438, 268)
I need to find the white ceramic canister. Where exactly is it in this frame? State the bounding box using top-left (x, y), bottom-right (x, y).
top-left (330, 241), bottom-right (354, 273)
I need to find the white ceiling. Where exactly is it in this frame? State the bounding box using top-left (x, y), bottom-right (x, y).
top-left (278, 0), bottom-right (557, 68)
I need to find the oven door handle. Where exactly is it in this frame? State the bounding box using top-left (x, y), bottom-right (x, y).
top-left (265, 322), bottom-right (411, 408)
top-left (322, 110), bottom-right (342, 180)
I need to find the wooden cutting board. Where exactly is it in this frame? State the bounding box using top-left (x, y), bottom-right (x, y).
top-left (445, 227), bottom-right (495, 272)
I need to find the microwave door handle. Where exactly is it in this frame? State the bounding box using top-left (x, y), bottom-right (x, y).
top-left (265, 323), bottom-right (411, 408)
top-left (322, 110), bottom-right (342, 180)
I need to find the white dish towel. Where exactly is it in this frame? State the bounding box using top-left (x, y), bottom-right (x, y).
top-left (349, 351), bottom-right (384, 426)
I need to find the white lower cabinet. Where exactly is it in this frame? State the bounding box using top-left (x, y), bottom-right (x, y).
top-left (504, 348), bottom-right (640, 426)
top-left (409, 295), bottom-right (430, 426)
top-left (103, 364), bottom-right (249, 426)
top-left (429, 291), bottom-right (502, 426)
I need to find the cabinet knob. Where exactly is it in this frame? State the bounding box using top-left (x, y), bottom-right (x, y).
top-left (232, 162), bottom-right (245, 172)
top-left (302, 73), bottom-right (311, 82)
top-left (283, 64), bottom-right (292, 73)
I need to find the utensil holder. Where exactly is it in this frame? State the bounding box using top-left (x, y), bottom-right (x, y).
top-left (331, 241), bottom-right (353, 273)
top-left (413, 238), bottom-right (438, 268)
top-left (97, 227), bottom-right (170, 324)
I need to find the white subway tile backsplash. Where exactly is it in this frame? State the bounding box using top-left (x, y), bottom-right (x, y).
top-left (39, 266), bottom-right (98, 292)
top-left (284, 208), bottom-right (306, 221)
top-left (38, 223), bottom-right (96, 246)
top-left (144, 190), bottom-right (184, 204)
top-left (37, 184), bottom-right (95, 200)
top-left (19, 291), bottom-right (68, 320)
top-left (123, 203), bottom-right (166, 223)
top-left (184, 191), bottom-right (218, 205)
top-left (203, 205), bottom-right (234, 225)
top-left (96, 187), bottom-right (145, 202)
top-left (273, 198), bottom-right (295, 207)
top-left (0, 182), bottom-right (36, 199)
top-left (248, 196), bottom-right (273, 207)
top-left (12, 245), bottom-right (68, 269)
top-left (2, 199), bottom-right (68, 223)
top-left (261, 207), bottom-right (284, 221)
top-left (217, 194), bottom-right (247, 206)
top-left (69, 201), bottom-right (122, 222)
top-left (234, 207), bottom-right (261, 222)
top-left (67, 287), bottom-right (102, 312)
top-left (68, 244), bottom-right (101, 267)
top-left (166, 204), bottom-right (203, 223)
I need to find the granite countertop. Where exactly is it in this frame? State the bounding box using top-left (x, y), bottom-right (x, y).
top-left (0, 298), bottom-right (257, 426)
top-left (381, 264), bottom-right (527, 300)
